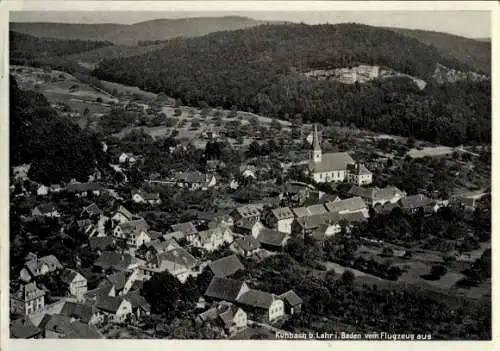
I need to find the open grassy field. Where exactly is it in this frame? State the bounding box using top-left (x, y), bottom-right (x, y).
top-left (100, 80), bottom-right (158, 100)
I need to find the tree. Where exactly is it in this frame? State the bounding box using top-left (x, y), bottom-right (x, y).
top-left (341, 270), bottom-right (355, 286)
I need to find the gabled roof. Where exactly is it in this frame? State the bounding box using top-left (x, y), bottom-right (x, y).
top-left (270, 207), bottom-right (294, 220)
top-left (234, 205), bottom-right (261, 218)
top-left (95, 295), bottom-right (126, 313)
top-left (234, 218), bottom-right (260, 230)
top-left (233, 236), bottom-right (260, 252)
top-left (60, 301), bottom-right (96, 324)
top-left (199, 301), bottom-right (241, 328)
top-left (133, 190), bottom-right (160, 201)
top-left (373, 186), bottom-right (406, 202)
top-left (89, 236), bottom-right (115, 251)
top-left (60, 269), bottom-right (85, 285)
top-left (347, 185), bottom-right (375, 199)
top-left (306, 204), bottom-right (328, 216)
top-left (400, 194), bottom-right (432, 209)
top-left (34, 203), bottom-right (57, 214)
top-left (292, 207), bottom-right (309, 218)
top-left (10, 317), bottom-right (41, 338)
top-left (208, 255), bottom-right (244, 278)
top-left (164, 231), bottom-right (186, 241)
top-left (156, 247), bottom-right (197, 270)
top-left (114, 206), bottom-right (134, 221)
top-left (94, 251), bottom-right (136, 271)
top-left (63, 321), bottom-right (103, 339)
top-left (279, 290), bottom-right (303, 306)
top-left (44, 314), bottom-right (73, 334)
top-left (196, 226), bottom-right (229, 244)
top-left (308, 152), bottom-right (355, 173)
top-left (67, 183), bottom-right (104, 193)
top-left (117, 219), bottom-right (150, 236)
top-left (256, 228), bottom-right (289, 247)
top-left (237, 289), bottom-right (277, 309)
top-left (170, 221), bottom-right (198, 235)
top-left (123, 291), bottom-right (151, 312)
top-left (82, 203), bottom-right (102, 216)
top-left (325, 196), bottom-right (367, 213)
top-left (24, 255), bottom-right (63, 277)
top-left (373, 202), bottom-right (400, 214)
top-left (204, 277), bottom-right (245, 302)
top-left (14, 282), bottom-right (45, 301)
top-left (105, 271), bottom-right (127, 292)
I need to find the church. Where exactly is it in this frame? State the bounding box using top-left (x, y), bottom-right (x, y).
top-left (307, 125), bottom-right (373, 185)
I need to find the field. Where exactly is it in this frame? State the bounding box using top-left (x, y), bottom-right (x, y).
top-left (100, 80), bottom-right (158, 100)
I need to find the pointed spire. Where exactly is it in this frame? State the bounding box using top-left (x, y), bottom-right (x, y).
top-left (313, 124), bottom-right (321, 151)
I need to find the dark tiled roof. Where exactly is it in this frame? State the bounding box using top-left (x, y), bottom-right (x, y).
top-left (256, 229), bottom-right (289, 247)
top-left (308, 152), bottom-right (355, 173)
top-left (82, 203), bottom-right (102, 216)
top-left (34, 203), bottom-right (57, 214)
top-left (325, 196), bottom-right (367, 213)
top-left (94, 251), bottom-right (136, 271)
top-left (89, 236), bottom-right (115, 251)
top-left (270, 207), bottom-right (294, 220)
top-left (10, 317), bottom-right (41, 339)
top-left (95, 295), bottom-right (125, 313)
top-left (24, 255), bottom-right (63, 277)
top-left (106, 271), bottom-right (127, 292)
top-left (400, 194), bottom-right (432, 209)
top-left (170, 222), bottom-right (198, 235)
top-left (237, 289), bottom-right (277, 309)
top-left (44, 314), bottom-right (73, 335)
top-left (123, 291), bottom-right (151, 312)
top-left (115, 206), bottom-right (134, 221)
top-left (67, 183), bottom-right (103, 193)
top-left (279, 290), bottom-right (303, 306)
top-left (63, 321), bottom-right (103, 339)
top-left (208, 255), bottom-right (244, 278)
top-left (60, 269), bottom-right (84, 285)
top-left (60, 302), bottom-right (95, 324)
top-left (204, 277), bottom-right (245, 302)
top-left (156, 248), bottom-right (197, 270)
top-left (234, 236), bottom-right (260, 252)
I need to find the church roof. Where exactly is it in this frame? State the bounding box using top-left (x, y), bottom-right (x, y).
top-left (308, 152), bottom-right (355, 173)
top-left (313, 124), bottom-right (321, 151)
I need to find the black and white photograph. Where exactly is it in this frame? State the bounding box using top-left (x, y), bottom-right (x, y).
top-left (4, 0), bottom-right (495, 344)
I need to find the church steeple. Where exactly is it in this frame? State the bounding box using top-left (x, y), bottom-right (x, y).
top-left (312, 124), bottom-right (322, 163)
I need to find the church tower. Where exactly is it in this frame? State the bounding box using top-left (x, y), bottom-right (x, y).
top-left (311, 124), bottom-right (322, 163)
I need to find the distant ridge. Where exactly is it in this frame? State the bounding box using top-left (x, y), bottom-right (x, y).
top-left (10, 16), bottom-right (271, 45)
top-left (384, 27), bottom-right (491, 74)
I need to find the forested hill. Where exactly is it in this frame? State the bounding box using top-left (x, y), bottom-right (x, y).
top-left (386, 27), bottom-right (491, 75)
top-left (10, 16), bottom-right (268, 45)
top-left (10, 31), bottom-right (114, 59)
top-left (93, 23), bottom-right (491, 146)
top-left (10, 77), bottom-right (104, 184)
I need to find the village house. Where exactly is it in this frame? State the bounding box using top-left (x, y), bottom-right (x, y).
top-left (197, 301), bottom-right (247, 336)
top-left (164, 231), bottom-right (186, 242)
top-left (10, 317), bottom-right (42, 339)
top-left (256, 228), bottom-right (289, 251)
top-left (230, 236), bottom-right (261, 257)
top-left (188, 226), bottom-right (234, 251)
top-left (118, 152), bottom-right (135, 164)
top-left (94, 251), bottom-right (141, 273)
top-left (204, 277), bottom-right (249, 303)
top-left (111, 205), bottom-right (136, 224)
top-left (262, 207), bottom-right (295, 234)
top-left (307, 125), bottom-right (373, 185)
top-left (141, 239), bottom-right (180, 262)
top-left (94, 295), bottom-right (133, 323)
top-left (11, 282), bottom-right (45, 316)
top-left (59, 268), bottom-right (88, 301)
top-left (231, 204), bottom-right (261, 223)
top-left (346, 185), bottom-right (407, 207)
top-left (31, 203), bottom-right (60, 218)
top-left (278, 290), bottom-right (303, 315)
top-left (80, 203), bottom-right (102, 219)
top-left (140, 247), bottom-right (198, 283)
top-left (207, 255), bottom-right (245, 278)
top-left (399, 194), bottom-right (433, 214)
top-left (131, 189), bottom-right (162, 205)
top-left (282, 182), bottom-right (314, 206)
top-left (58, 301), bottom-right (101, 325)
top-left (126, 229), bottom-right (153, 253)
top-left (237, 288), bottom-right (285, 323)
top-left (122, 291), bottom-right (151, 319)
top-left (66, 183), bottom-right (104, 197)
top-left (96, 271), bottom-right (135, 297)
top-left (20, 254), bottom-right (63, 282)
top-left (233, 218), bottom-right (264, 237)
top-left (40, 314), bottom-right (103, 339)
top-left (113, 219), bottom-right (150, 240)
top-left (89, 236), bottom-right (115, 253)
top-left (171, 221), bottom-right (198, 236)
top-left (306, 203), bottom-right (329, 216)
top-left (450, 189), bottom-right (489, 211)
top-left (12, 163), bottom-right (31, 181)
top-left (324, 196), bottom-right (369, 218)
top-left (175, 171), bottom-right (217, 190)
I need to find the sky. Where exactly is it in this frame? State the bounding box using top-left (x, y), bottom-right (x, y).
top-left (10, 10), bottom-right (491, 39)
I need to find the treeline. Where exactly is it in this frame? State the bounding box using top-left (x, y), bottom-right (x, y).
top-left (10, 76), bottom-right (104, 184)
top-left (93, 23), bottom-right (491, 146)
top-left (10, 31), bottom-right (113, 58)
